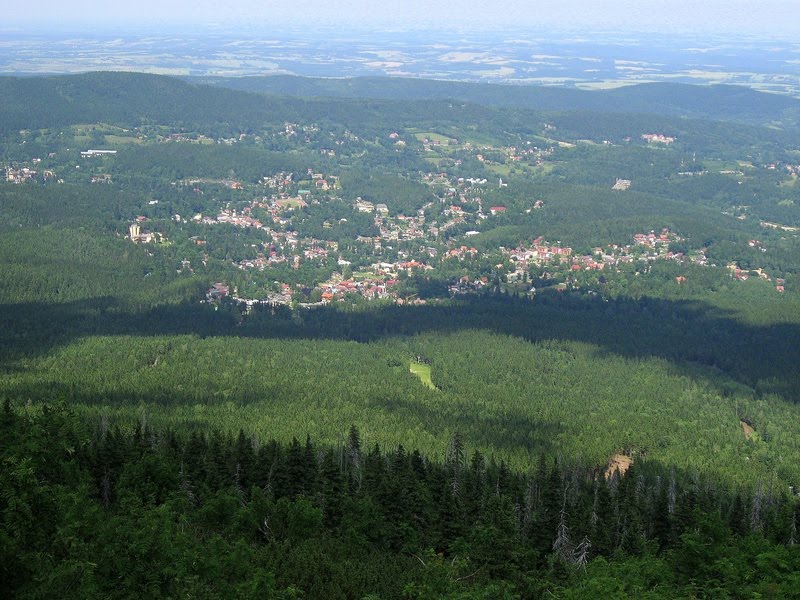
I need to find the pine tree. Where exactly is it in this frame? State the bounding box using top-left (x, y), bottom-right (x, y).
top-left (286, 437), bottom-right (306, 498)
top-left (590, 475), bottom-right (614, 555)
top-left (651, 485), bottom-right (673, 549)
top-left (303, 434), bottom-right (319, 497)
top-left (728, 493), bottom-right (748, 537)
top-left (750, 483), bottom-right (764, 533)
top-left (363, 443), bottom-right (385, 494)
top-left (464, 449), bottom-right (487, 524)
top-left (345, 425), bottom-right (363, 493)
top-left (320, 448), bottom-right (344, 528)
top-left (532, 460), bottom-right (564, 556)
top-left (234, 429), bottom-right (255, 491)
top-left (445, 431), bottom-right (466, 499)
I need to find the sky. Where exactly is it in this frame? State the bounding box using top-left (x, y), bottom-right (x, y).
top-left (9, 0), bottom-right (800, 35)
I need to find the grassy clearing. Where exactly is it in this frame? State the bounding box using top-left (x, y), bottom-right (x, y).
top-left (703, 159), bottom-right (748, 173)
top-left (353, 271), bottom-right (382, 280)
top-left (486, 163), bottom-right (512, 177)
top-left (71, 123), bottom-right (131, 135)
top-left (409, 361), bottom-right (436, 390)
top-left (414, 131), bottom-right (457, 145)
top-left (276, 198), bottom-right (306, 208)
top-left (532, 135), bottom-right (575, 148)
top-left (104, 135), bottom-right (143, 145)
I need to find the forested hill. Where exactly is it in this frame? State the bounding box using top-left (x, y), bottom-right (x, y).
top-left (0, 72), bottom-right (552, 136)
top-left (0, 72), bottom-right (482, 137)
top-left (0, 72), bottom-right (298, 134)
top-left (195, 75), bottom-right (800, 129)
top-left (0, 72), bottom-right (796, 162)
top-left (3, 72), bottom-right (800, 138)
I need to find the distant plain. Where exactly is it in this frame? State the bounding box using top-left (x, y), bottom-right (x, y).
top-left (2, 27), bottom-right (799, 96)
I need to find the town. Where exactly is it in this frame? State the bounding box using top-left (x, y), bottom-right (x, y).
top-left (2, 119), bottom-right (796, 307)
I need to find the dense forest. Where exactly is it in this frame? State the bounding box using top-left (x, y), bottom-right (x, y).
top-left (2, 72), bottom-right (800, 596)
top-left (4, 403), bottom-right (800, 598)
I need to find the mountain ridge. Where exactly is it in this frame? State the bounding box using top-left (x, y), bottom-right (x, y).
top-left (2, 71), bottom-right (799, 136)
top-left (193, 74), bottom-right (800, 128)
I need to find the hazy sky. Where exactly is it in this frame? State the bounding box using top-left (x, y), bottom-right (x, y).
top-left (10, 0), bottom-right (800, 35)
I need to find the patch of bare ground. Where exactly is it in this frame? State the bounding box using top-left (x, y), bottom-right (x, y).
top-left (604, 453), bottom-right (633, 479)
top-left (741, 419), bottom-right (755, 440)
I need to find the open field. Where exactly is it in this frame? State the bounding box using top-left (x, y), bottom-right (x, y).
top-left (409, 361), bottom-right (436, 389)
top-left (413, 131), bottom-right (458, 144)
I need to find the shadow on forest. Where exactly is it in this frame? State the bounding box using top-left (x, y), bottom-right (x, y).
top-left (367, 393), bottom-right (568, 458)
top-left (7, 377), bottom-right (569, 461)
top-left (1, 293), bottom-right (798, 405)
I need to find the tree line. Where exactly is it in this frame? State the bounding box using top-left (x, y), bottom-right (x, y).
top-left (3, 401), bottom-right (800, 599)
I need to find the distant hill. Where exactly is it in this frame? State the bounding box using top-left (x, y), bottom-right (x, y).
top-left (0, 72), bottom-right (305, 134)
top-left (2, 72), bottom-right (798, 140)
top-left (0, 72), bottom-right (527, 136)
top-left (194, 75), bottom-right (800, 129)
top-left (1, 71), bottom-right (797, 170)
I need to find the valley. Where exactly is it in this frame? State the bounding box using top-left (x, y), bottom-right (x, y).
top-left (2, 70), bottom-right (800, 598)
